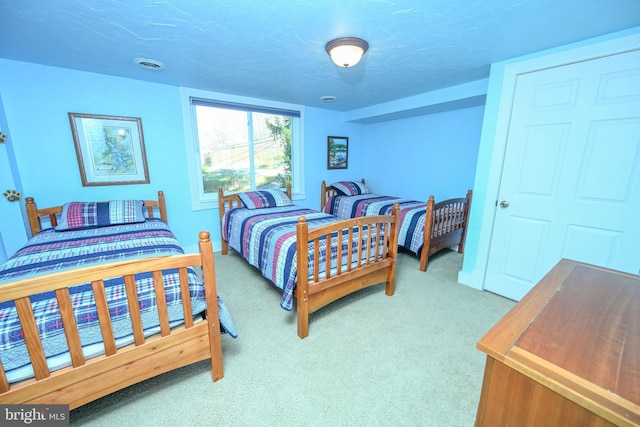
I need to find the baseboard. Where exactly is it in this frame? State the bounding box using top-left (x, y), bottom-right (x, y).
top-left (458, 268), bottom-right (484, 290)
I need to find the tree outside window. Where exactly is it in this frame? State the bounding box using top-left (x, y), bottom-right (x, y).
top-left (195, 105), bottom-right (293, 194)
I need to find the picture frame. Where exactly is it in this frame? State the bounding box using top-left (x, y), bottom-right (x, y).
top-left (327, 136), bottom-right (348, 170)
top-left (68, 113), bottom-right (150, 186)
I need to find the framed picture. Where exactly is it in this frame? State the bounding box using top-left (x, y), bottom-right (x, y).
top-left (327, 136), bottom-right (348, 170)
top-left (69, 113), bottom-right (150, 186)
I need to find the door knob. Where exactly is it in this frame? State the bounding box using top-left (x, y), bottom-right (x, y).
top-left (499, 200), bottom-right (509, 208)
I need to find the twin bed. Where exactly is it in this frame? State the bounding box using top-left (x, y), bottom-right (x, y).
top-left (218, 186), bottom-right (400, 339)
top-left (0, 191), bottom-right (236, 409)
top-left (321, 180), bottom-right (472, 272)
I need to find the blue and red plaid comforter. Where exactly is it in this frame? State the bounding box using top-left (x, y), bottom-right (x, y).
top-left (324, 194), bottom-right (426, 255)
top-left (223, 205), bottom-right (386, 311)
top-left (0, 218), bottom-right (236, 375)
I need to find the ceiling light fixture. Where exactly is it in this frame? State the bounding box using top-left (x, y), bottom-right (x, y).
top-left (325, 37), bottom-right (369, 68)
top-left (133, 58), bottom-right (166, 71)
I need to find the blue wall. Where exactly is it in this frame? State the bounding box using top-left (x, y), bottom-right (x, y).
top-left (361, 107), bottom-right (483, 201)
top-left (0, 90), bottom-right (28, 261)
top-left (0, 61), bottom-right (210, 252)
top-left (0, 59), bottom-right (483, 253)
top-left (298, 107), bottom-right (368, 211)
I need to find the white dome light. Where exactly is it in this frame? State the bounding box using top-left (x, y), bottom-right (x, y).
top-left (325, 37), bottom-right (369, 68)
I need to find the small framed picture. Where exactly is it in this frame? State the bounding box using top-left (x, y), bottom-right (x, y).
top-left (327, 136), bottom-right (348, 170)
top-left (69, 113), bottom-right (150, 186)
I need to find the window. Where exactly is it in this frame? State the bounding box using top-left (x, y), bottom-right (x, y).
top-left (181, 88), bottom-right (305, 210)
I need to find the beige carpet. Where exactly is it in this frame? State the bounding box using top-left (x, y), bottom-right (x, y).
top-left (70, 249), bottom-right (515, 426)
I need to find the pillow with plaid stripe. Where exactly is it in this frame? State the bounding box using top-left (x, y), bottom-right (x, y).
top-left (238, 189), bottom-right (292, 210)
top-left (55, 200), bottom-right (146, 231)
top-left (331, 181), bottom-right (370, 196)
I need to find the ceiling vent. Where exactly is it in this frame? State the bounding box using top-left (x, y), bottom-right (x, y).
top-left (133, 58), bottom-right (166, 70)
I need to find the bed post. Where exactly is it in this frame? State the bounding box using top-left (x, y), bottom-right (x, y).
top-left (420, 196), bottom-right (436, 272)
top-left (459, 189), bottom-right (473, 254)
top-left (25, 197), bottom-right (41, 236)
top-left (157, 191), bottom-right (168, 223)
top-left (217, 188), bottom-right (229, 255)
top-left (320, 181), bottom-right (327, 211)
top-left (386, 203), bottom-right (400, 296)
top-left (199, 231), bottom-right (224, 381)
top-left (295, 216), bottom-right (310, 339)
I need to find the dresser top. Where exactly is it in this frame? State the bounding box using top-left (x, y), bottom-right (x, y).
top-left (477, 259), bottom-right (640, 423)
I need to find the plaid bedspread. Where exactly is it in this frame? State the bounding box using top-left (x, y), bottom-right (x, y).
top-left (0, 219), bottom-right (236, 374)
top-left (324, 194), bottom-right (426, 254)
top-left (223, 205), bottom-right (385, 311)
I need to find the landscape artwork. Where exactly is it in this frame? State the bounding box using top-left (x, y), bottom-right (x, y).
top-left (327, 136), bottom-right (348, 169)
top-left (69, 113), bottom-right (150, 186)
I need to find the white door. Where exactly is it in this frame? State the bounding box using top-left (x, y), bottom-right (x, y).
top-left (484, 49), bottom-right (640, 301)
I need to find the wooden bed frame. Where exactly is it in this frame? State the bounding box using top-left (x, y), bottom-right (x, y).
top-left (422, 190), bottom-right (472, 271)
top-left (321, 181), bottom-right (472, 272)
top-left (218, 186), bottom-right (399, 339)
top-left (0, 191), bottom-right (224, 409)
top-left (25, 191), bottom-right (169, 236)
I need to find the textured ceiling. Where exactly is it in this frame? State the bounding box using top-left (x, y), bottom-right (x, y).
top-left (1, 0), bottom-right (639, 111)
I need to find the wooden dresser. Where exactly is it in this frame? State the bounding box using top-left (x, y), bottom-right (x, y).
top-left (475, 259), bottom-right (639, 427)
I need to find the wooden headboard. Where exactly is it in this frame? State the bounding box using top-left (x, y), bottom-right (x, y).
top-left (25, 190), bottom-right (168, 236)
top-left (320, 178), bottom-right (366, 211)
top-left (217, 185), bottom-right (292, 255)
top-left (217, 185), bottom-right (293, 217)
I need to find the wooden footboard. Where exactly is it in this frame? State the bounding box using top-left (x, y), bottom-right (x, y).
top-left (420, 189), bottom-right (473, 272)
top-left (295, 204), bottom-right (399, 338)
top-left (0, 232), bottom-right (223, 409)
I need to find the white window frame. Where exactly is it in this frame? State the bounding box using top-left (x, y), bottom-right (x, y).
top-left (180, 87), bottom-right (305, 210)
